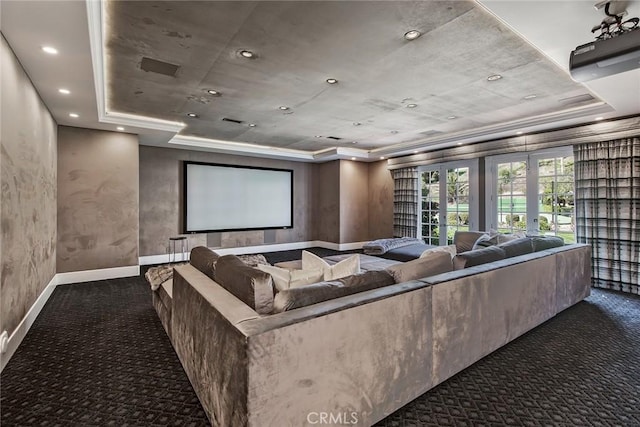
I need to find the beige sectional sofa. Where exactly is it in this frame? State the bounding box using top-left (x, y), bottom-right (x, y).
top-left (153, 233), bottom-right (591, 426)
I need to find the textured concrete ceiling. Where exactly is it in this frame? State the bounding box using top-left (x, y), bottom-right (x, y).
top-left (105, 1), bottom-right (597, 152)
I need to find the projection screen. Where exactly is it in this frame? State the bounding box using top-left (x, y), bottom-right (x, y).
top-left (184, 162), bottom-right (293, 233)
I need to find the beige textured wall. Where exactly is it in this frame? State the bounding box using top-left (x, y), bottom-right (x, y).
top-left (1, 35), bottom-right (57, 336)
top-left (313, 161), bottom-right (340, 243)
top-left (368, 160), bottom-right (394, 239)
top-left (139, 146), bottom-right (315, 256)
top-left (339, 160), bottom-right (369, 243)
top-left (57, 126), bottom-right (139, 272)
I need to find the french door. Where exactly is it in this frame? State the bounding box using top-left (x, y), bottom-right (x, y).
top-left (486, 148), bottom-right (575, 243)
top-left (419, 160), bottom-right (479, 245)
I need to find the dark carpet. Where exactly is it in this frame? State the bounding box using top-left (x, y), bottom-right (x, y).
top-left (2, 256), bottom-right (639, 426)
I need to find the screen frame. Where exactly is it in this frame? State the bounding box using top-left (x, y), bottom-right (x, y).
top-left (182, 161), bottom-right (294, 234)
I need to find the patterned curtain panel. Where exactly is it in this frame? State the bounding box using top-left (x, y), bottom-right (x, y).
top-left (574, 137), bottom-right (640, 295)
top-left (392, 167), bottom-right (419, 238)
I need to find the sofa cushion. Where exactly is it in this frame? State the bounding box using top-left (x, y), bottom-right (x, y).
top-left (453, 245), bottom-right (506, 270)
top-left (190, 246), bottom-right (219, 280)
top-left (236, 254), bottom-right (270, 268)
top-left (453, 231), bottom-right (487, 253)
top-left (272, 270), bottom-right (395, 313)
top-left (302, 251), bottom-right (360, 280)
top-left (472, 232), bottom-right (523, 250)
top-left (215, 255), bottom-right (275, 314)
top-left (497, 237), bottom-right (534, 258)
top-left (256, 264), bottom-right (324, 292)
top-left (386, 251), bottom-right (453, 283)
top-left (420, 244), bottom-right (457, 259)
top-left (531, 235), bottom-right (565, 251)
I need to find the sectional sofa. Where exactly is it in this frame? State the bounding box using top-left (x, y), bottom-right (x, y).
top-left (152, 232), bottom-right (591, 426)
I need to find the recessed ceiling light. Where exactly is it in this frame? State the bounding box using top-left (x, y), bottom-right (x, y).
top-left (595, 116), bottom-right (604, 121)
top-left (447, 115), bottom-right (457, 120)
top-left (516, 131), bottom-right (524, 135)
top-left (117, 126), bottom-right (125, 131)
top-left (406, 103), bottom-right (418, 108)
top-left (353, 122), bottom-right (361, 126)
top-left (239, 50), bottom-right (255, 59)
top-left (248, 123), bottom-right (256, 127)
top-left (69, 113), bottom-right (79, 118)
top-left (457, 142), bottom-right (463, 146)
top-left (380, 156), bottom-right (385, 160)
top-left (487, 74), bottom-right (503, 81)
top-left (523, 94), bottom-right (537, 100)
top-left (413, 150), bottom-right (419, 154)
top-left (351, 141), bottom-right (358, 144)
top-left (279, 106), bottom-right (289, 110)
top-left (58, 88), bottom-right (70, 95)
top-left (391, 130), bottom-right (399, 134)
top-left (326, 78), bottom-right (338, 84)
top-left (186, 112), bottom-right (198, 118)
top-left (404, 30), bottom-right (422, 41)
top-left (206, 89), bottom-right (221, 96)
top-left (42, 46), bottom-right (58, 55)
top-left (351, 157), bottom-right (356, 161)
top-left (315, 135), bottom-right (322, 138)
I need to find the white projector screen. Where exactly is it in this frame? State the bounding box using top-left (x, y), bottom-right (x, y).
top-left (184, 162), bottom-right (293, 233)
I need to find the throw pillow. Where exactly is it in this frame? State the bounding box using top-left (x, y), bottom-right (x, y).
top-left (386, 251), bottom-right (453, 283)
top-left (301, 251), bottom-right (360, 280)
top-left (472, 232), bottom-right (522, 250)
top-left (257, 264), bottom-right (324, 292)
top-left (419, 244), bottom-right (457, 259)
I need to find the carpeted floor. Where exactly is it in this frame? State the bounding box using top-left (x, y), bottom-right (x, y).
top-left (1, 254), bottom-right (639, 426)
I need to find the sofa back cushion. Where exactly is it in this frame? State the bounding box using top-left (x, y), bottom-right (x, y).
top-left (256, 264), bottom-right (324, 292)
top-left (215, 255), bottom-right (275, 314)
top-left (453, 231), bottom-right (487, 253)
top-left (190, 246), bottom-right (219, 280)
top-left (273, 270), bottom-right (395, 313)
top-left (419, 244), bottom-right (457, 260)
top-left (386, 251), bottom-right (453, 283)
top-left (453, 245), bottom-right (506, 270)
top-left (497, 237), bottom-right (534, 258)
top-left (531, 236), bottom-right (565, 251)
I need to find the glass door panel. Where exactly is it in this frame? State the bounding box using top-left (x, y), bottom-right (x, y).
top-left (537, 156), bottom-right (575, 243)
top-left (496, 161), bottom-right (527, 233)
top-left (421, 170), bottom-right (440, 245)
top-left (445, 167), bottom-right (470, 244)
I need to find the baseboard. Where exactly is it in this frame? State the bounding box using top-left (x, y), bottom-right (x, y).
top-left (0, 275), bottom-right (58, 373)
top-left (139, 240), bottom-right (367, 265)
top-left (56, 265), bottom-right (140, 285)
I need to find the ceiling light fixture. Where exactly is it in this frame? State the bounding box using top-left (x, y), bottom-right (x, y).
top-left (315, 135), bottom-right (322, 138)
top-left (279, 106), bottom-right (289, 110)
top-left (351, 157), bottom-right (356, 161)
top-left (413, 150), bottom-right (419, 154)
top-left (380, 156), bottom-right (385, 160)
top-left (186, 112), bottom-right (198, 118)
top-left (351, 141), bottom-right (358, 144)
top-left (42, 46), bottom-right (58, 55)
top-left (457, 142), bottom-right (463, 146)
top-left (406, 103), bottom-right (418, 108)
top-left (594, 116), bottom-right (604, 121)
top-left (487, 74), bottom-right (503, 81)
top-left (69, 113), bottom-right (79, 118)
top-left (516, 131), bottom-right (524, 135)
top-left (404, 30), bottom-right (422, 41)
top-left (117, 126), bottom-right (125, 131)
top-left (391, 130), bottom-right (399, 134)
top-left (206, 89), bottom-right (221, 96)
top-left (447, 115), bottom-right (457, 120)
top-left (523, 94), bottom-right (537, 100)
top-left (326, 78), bottom-right (338, 84)
top-left (248, 123), bottom-right (256, 127)
top-left (353, 122), bottom-right (361, 126)
top-left (239, 50), bottom-right (255, 59)
top-left (58, 88), bottom-right (70, 95)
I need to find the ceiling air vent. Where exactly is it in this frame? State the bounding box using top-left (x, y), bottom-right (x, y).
top-left (221, 118), bottom-right (244, 124)
top-left (558, 93), bottom-right (595, 106)
top-left (326, 136), bottom-right (342, 140)
top-left (140, 57), bottom-right (180, 77)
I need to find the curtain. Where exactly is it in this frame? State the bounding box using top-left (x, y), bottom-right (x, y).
top-left (392, 167), bottom-right (419, 238)
top-left (574, 137), bottom-right (640, 295)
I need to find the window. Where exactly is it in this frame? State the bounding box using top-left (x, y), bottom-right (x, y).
top-left (486, 148), bottom-right (575, 243)
top-left (419, 160), bottom-right (479, 245)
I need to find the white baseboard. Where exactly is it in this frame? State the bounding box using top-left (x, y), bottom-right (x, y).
top-left (0, 275), bottom-right (57, 373)
top-left (139, 240), bottom-right (367, 264)
top-left (56, 265), bottom-right (140, 285)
